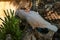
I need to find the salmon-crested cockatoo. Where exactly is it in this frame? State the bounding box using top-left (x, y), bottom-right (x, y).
top-left (15, 9), bottom-right (58, 32)
top-left (15, 0), bottom-right (60, 35)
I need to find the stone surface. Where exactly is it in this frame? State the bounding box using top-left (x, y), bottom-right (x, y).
top-left (21, 28), bottom-right (54, 40)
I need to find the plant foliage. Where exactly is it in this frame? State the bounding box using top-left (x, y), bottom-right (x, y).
top-left (0, 9), bottom-right (22, 40)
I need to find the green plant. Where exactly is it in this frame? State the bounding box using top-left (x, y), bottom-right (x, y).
top-left (0, 9), bottom-right (22, 40)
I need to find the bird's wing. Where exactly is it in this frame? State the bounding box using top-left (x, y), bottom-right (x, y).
top-left (26, 11), bottom-right (58, 32)
top-left (26, 11), bottom-right (48, 28)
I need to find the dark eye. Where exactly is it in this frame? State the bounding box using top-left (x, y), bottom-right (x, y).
top-left (21, 8), bottom-right (26, 10)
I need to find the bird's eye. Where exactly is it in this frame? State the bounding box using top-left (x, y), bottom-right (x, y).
top-left (21, 8), bottom-right (26, 10)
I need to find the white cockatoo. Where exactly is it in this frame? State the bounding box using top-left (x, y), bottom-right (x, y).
top-left (15, 0), bottom-right (59, 33)
top-left (15, 9), bottom-right (58, 32)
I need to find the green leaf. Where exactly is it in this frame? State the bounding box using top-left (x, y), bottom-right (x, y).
top-left (0, 9), bottom-right (23, 40)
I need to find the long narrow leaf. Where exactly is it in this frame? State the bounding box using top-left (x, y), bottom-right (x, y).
top-left (0, 18), bottom-right (4, 22)
top-left (7, 10), bottom-right (10, 16)
top-left (10, 9), bottom-right (14, 17)
top-left (3, 10), bottom-right (8, 17)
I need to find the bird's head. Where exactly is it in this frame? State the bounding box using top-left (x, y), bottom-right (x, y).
top-left (17, 0), bottom-right (32, 12)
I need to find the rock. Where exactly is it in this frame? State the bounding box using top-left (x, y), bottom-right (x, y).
top-left (6, 34), bottom-right (12, 40)
top-left (21, 28), bottom-right (54, 40)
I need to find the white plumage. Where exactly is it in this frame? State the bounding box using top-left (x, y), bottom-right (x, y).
top-left (15, 9), bottom-right (58, 32)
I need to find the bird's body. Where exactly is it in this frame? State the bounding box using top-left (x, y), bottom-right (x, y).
top-left (15, 9), bottom-right (58, 32)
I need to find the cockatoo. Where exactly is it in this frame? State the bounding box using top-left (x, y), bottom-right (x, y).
top-left (15, 0), bottom-right (60, 33)
top-left (15, 9), bottom-right (58, 32)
